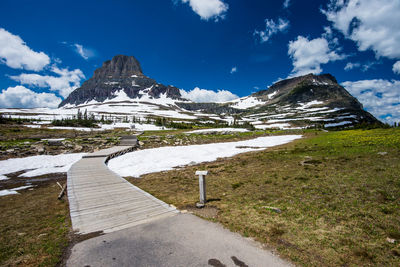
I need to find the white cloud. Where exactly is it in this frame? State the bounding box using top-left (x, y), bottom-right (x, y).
top-left (361, 61), bottom-right (380, 72)
top-left (322, 26), bottom-right (340, 46)
top-left (344, 62), bottom-right (360, 71)
top-left (10, 66), bottom-right (85, 98)
top-left (393, 61), bottom-right (400, 75)
top-left (180, 87), bottom-right (238, 102)
top-left (254, 18), bottom-right (289, 43)
top-left (0, 28), bottom-right (50, 71)
top-left (74, 44), bottom-right (88, 60)
top-left (230, 66), bottom-right (237, 74)
top-left (283, 0), bottom-right (290, 9)
top-left (288, 36), bottom-right (345, 77)
top-left (73, 44), bottom-right (95, 60)
top-left (180, 0), bottom-right (228, 21)
top-left (323, 0), bottom-right (400, 60)
top-left (342, 79), bottom-right (400, 124)
top-left (0, 86), bottom-right (61, 108)
top-left (344, 61), bottom-right (379, 72)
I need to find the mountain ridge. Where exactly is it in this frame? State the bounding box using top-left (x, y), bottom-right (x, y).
top-left (59, 55), bottom-right (381, 129)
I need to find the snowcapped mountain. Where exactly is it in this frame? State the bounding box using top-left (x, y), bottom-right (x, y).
top-left (1, 55), bottom-right (381, 130)
top-left (59, 55), bottom-right (185, 107)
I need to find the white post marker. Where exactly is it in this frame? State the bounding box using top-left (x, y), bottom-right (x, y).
top-left (195, 170), bottom-right (208, 208)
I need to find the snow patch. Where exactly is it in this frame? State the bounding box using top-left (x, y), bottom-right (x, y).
top-left (0, 185), bottom-right (35, 197)
top-left (230, 97), bottom-right (265, 109)
top-left (104, 81), bottom-right (119, 85)
top-left (296, 100), bottom-right (324, 109)
top-left (186, 128), bottom-right (249, 134)
top-left (268, 91), bottom-right (277, 99)
top-left (0, 153), bottom-right (86, 178)
top-left (324, 121), bottom-right (353, 127)
top-left (24, 125), bottom-right (42, 128)
top-left (254, 123), bottom-right (292, 129)
top-left (108, 135), bottom-right (302, 177)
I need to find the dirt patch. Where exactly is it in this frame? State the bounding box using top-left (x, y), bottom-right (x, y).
top-left (0, 172), bottom-right (67, 190)
top-left (181, 204), bottom-right (219, 219)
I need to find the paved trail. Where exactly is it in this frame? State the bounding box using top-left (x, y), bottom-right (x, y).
top-left (67, 137), bottom-right (292, 266)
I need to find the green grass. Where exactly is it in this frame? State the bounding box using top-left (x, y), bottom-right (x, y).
top-left (129, 128), bottom-right (400, 266)
top-left (0, 182), bottom-right (71, 266)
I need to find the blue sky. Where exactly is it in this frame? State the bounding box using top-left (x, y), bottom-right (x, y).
top-left (0, 0), bottom-right (399, 123)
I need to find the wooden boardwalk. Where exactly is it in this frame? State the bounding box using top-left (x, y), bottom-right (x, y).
top-left (67, 144), bottom-right (178, 234)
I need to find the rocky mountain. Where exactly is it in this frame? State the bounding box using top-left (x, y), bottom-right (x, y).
top-left (59, 55), bottom-right (183, 107)
top-left (56, 55), bottom-right (380, 129)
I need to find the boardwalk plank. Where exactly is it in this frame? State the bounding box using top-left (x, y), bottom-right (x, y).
top-left (67, 145), bottom-right (178, 234)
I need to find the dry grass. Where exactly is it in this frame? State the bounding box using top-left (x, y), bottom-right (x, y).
top-left (129, 129), bottom-right (400, 266)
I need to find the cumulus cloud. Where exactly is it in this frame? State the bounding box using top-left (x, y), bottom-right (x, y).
top-left (393, 61), bottom-right (400, 75)
top-left (283, 0), bottom-right (290, 9)
top-left (0, 28), bottom-right (50, 71)
top-left (0, 86), bottom-right (61, 108)
top-left (322, 0), bottom-right (400, 60)
top-left (230, 66), bottom-right (237, 74)
top-left (288, 36), bottom-right (345, 77)
top-left (342, 79), bottom-right (400, 124)
top-left (254, 18), bottom-right (289, 43)
top-left (10, 66), bottom-right (85, 98)
top-left (180, 87), bottom-right (238, 103)
top-left (179, 0), bottom-right (228, 21)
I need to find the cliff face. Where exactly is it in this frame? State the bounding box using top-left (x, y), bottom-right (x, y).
top-left (59, 55), bottom-right (182, 107)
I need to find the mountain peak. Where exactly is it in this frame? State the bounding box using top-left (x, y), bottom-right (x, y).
top-left (93, 55), bottom-right (143, 79)
top-left (59, 55), bottom-right (182, 107)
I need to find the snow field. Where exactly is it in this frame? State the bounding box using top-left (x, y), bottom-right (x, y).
top-left (108, 135), bottom-right (302, 177)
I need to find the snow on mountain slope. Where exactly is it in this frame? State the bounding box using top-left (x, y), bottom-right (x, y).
top-left (229, 96), bottom-right (266, 109)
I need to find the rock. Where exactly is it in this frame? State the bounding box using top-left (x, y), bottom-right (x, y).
top-left (6, 149), bottom-right (14, 153)
top-left (47, 139), bottom-right (63, 146)
top-left (196, 202), bottom-right (205, 208)
top-left (387, 237), bottom-right (396, 244)
top-left (34, 145), bottom-right (45, 153)
top-left (138, 141), bottom-right (144, 146)
top-left (263, 206), bottom-right (282, 213)
top-left (378, 152), bottom-right (388, 156)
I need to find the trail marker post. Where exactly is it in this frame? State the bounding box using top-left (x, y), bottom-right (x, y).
top-left (195, 170), bottom-right (208, 208)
